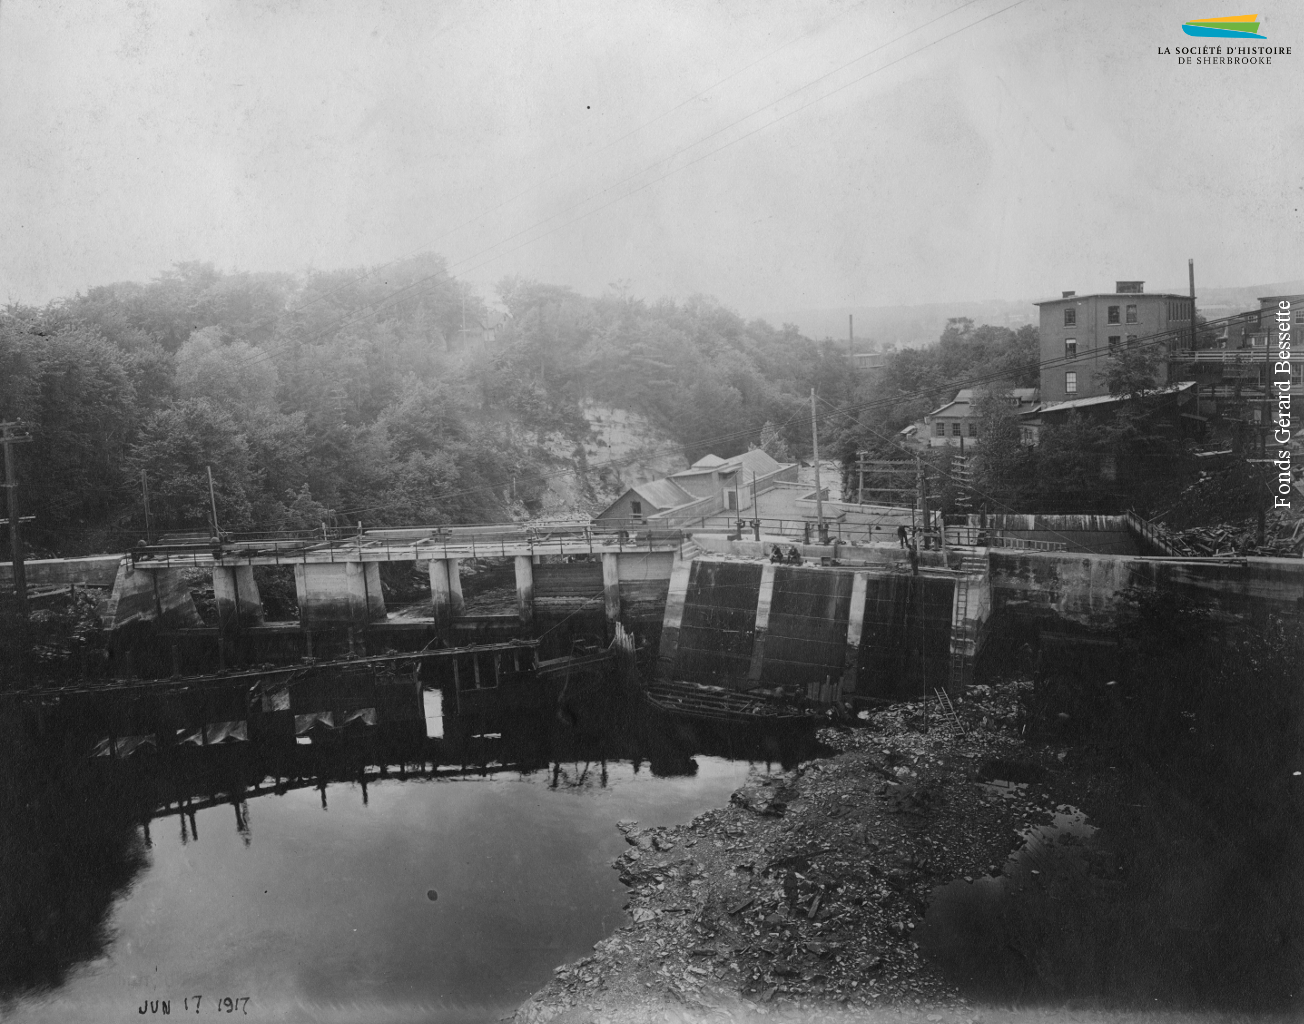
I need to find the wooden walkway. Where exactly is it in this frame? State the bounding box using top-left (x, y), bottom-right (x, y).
top-left (127, 524), bottom-right (688, 569)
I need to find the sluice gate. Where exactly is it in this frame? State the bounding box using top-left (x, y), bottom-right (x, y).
top-left (658, 555), bottom-right (987, 702)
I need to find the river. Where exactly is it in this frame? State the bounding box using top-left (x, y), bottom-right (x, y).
top-left (0, 687), bottom-right (815, 1024)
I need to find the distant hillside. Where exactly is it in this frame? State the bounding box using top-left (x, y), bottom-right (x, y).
top-left (771, 279), bottom-right (1304, 349)
top-left (767, 300), bottom-right (1038, 350)
top-left (1162, 279), bottom-right (1304, 319)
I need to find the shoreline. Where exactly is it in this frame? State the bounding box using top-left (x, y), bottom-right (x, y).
top-left (513, 680), bottom-right (1085, 1022)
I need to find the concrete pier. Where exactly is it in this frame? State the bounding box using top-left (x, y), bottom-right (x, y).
top-left (213, 565), bottom-right (264, 631)
top-left (104, 560), bottom-right (201, 630)
top-left (601, 553), bottom-right (621, 627)
top-left (841, 571), bottom-right (869, 693)
top-left (514, 555), bottom-right (534, 625)
top-left (746, 563), bottom-right (777, 685)
top-left (655, 558), bottom-right (694, 679)
top-left (294, 562), bottom-right (385, 624)
top-left (427, 558), bottom-right (464, 626)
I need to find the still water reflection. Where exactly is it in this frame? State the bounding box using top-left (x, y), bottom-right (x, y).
top-left (1, 688), bottom-right (802, 1024)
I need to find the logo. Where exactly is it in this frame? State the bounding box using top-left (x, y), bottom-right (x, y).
top-left (1181, 14), bottom-right (1266, 38)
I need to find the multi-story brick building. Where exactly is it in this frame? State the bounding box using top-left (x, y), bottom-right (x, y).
top-left (1036, 281), bottom-right (1194, 404)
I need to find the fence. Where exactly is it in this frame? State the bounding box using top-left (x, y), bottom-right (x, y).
top-left (942, 527), bottom-right (1068, 552)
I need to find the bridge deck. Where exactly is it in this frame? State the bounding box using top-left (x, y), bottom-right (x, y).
top-left (129, 527), bottom-right (687, 568)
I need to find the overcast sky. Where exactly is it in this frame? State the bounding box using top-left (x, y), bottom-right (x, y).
top-left (1, 0), bottom-right (1301, 316)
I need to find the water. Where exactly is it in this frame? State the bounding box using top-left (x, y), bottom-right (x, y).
top-left (0, 690), bottom-right (807, 1024)
top-left (915, 796), bottom-right (1100, 1003)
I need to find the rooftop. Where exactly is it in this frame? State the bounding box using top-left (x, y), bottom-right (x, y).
top-left (1034, 291), bottom-right (1190, 305)
top-left (926, 387), bottom-right (1040, 419)
top-left (673, 448), bottom-right (786, 479)
top-left (629, 478), bottom-right (697, 510)
top-left (1026, 380), bottom-right (1196, 417)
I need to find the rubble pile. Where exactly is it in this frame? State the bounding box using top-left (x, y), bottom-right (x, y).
top-left (1153, 508), bottom-right (1304, 557)
top-left (515, 680), bottom-right (1078, 1023)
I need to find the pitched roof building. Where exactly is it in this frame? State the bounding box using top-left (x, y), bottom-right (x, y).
top-left (594, 449), bottom-right (798, 523)
top-left (909, 388), bottom-right (1039, 448)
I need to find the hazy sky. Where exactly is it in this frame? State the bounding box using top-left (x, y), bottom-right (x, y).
top-left (2, 0), bottom-right (1301, 315)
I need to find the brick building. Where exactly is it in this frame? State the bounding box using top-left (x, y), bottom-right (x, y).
top-left (1036, 281), bottom-right (1193, 404)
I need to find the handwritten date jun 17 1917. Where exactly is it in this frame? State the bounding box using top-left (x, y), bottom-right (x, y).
top-left (138, 995), bottom-right (251, 1014)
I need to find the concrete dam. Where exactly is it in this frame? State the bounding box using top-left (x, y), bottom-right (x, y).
top-left (6, 515), bottom-right (1302, 699)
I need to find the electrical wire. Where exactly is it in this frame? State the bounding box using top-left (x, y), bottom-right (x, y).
top-left (218, 0), bottom-right (1018, 373)
top-left (308, 1), bottom-right (1023, 346)
top-left (87, 0), bottom-right (885, 355)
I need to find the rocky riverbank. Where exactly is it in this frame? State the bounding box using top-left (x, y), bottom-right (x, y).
top-left (514, 680), bottom-right (1088, 1023)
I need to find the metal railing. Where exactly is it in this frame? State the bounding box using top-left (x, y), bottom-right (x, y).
top-left (1123, 510), bottom-right (1181, 556)
top-left (942, 527), bottom-right (1067, 551)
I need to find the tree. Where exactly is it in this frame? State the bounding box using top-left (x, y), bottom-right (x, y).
top-left (972, 388), bottom-right (1033, 509)
top-left (127, 399), bottom-right (253, 533)
top-left (1097, 343), bottom-right (1162, 401)
top-left (1034, 413), bottom-right (1117, 511)
top-left (755, 420), bottom-right (793, 462)
top-left (0, 313), bottom-right (138, 549)
top-left (174, 327), bottom-right (279, 420)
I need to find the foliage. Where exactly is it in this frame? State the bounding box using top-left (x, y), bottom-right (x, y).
top-left (755, 420), bottom-right (793, 462)
top-left (0, 313), bottom-right (138, 551)
top-left (2, 259), bottom-right (883, 554)
top-left (828, 319), bottom-right (1038, 492)
top-left (972, 387), bottom-right (1034, 506)
top-left (127, 398), bottom-right (254, 533)
top-left (25, 593), bottom-right (105, 679)
top-left (1096, 342), bottom-right (1162, 400)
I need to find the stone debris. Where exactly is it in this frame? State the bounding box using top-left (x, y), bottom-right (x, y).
top-left (1153, 507), bottom-right (1304, 557)
top-left (514, 677), bottom-right (1075, 1022)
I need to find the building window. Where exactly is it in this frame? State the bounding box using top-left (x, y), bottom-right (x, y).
top-left (1125, 304), bottom-right (1138, 324)
top-left (951, 422), bottom-right (962, 437)
top-left (1127, 334), bottom-right (1137, 346)
top-left (630, 500), bottom-right (643, 520)
top-left (968, 422), bottom-right (978, 437)
top-left (934, 422), bottom-right (945, 437)
top-left (1107, 306), bottom-right (1120, 324)
top-left (1063, 308), bottom-right (1076, 326)
top-left (1108, 335), bottom-right (1121, 352)
top-left (1065, 371), bottom-right (1078, 394)
top-left (1064, 338), bottom-right (1077, 359)
top-left (1295, 310), bottom-right (1304, 325)
top-left (726, 490), bottom-right (737, 510)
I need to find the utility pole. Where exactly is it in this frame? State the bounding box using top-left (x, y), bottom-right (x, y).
top-left (207, 465), bottom-right (222, 540)
top-left (1188, 258), bottom-right (1197, 356)
top-left (810, 389), bottom-right (826, 543)
top-left (916, 456), bottom-right (929, 550)
top-left (751, 471), bottom-right (761, 541)
top-left (3, 421), bottom-right (34, 616)
top-left (2, 421), bottom-right (34, 683)
top-left (141, 469), bottom-right (154, 544)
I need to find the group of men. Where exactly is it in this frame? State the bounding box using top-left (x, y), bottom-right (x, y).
top-left (766, 523), bottom-right (925, 572)
top-left (768, 545), bottom-right (804, 565)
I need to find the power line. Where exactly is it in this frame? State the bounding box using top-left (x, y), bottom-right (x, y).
top-left (821, 308), bottom-right (1256, 427)
top-left (808, 316), bottom-right (1261, 554)
top-left (78, 0), bottom-right (882, 362)
top-left (222, 0), bottom-right (1017, 372)
top-left (326, 405), bottom-right (812, 522)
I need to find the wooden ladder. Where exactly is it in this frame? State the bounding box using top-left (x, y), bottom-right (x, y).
top-left (948, 545), bottom-right (987, 690)
top-left (934, 687), bottom-right (966, 736)
top-left (948, 570), bottom-right (972, 689)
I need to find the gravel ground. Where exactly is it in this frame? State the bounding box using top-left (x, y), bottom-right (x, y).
top-left (513, 680), bottom-right (1089, 1024)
